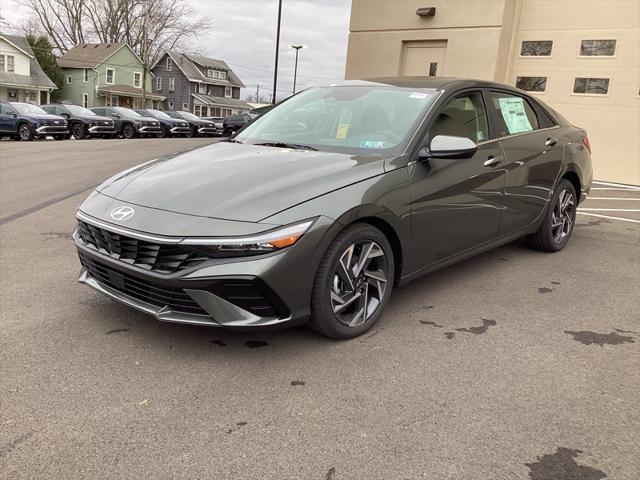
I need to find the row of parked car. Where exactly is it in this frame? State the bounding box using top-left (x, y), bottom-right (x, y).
top-left (0, 101), bottom-right (252, 141)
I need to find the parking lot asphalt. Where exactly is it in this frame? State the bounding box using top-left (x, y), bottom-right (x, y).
top-left (1, 140), bottom-right (638, 479)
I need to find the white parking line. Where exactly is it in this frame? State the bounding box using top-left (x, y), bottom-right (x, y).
top-left (577, 212), bottom-right (640, 224)
top-left (587, 197), bottom-right (640, 201)
top-left (592, 181), bottom-right (640, 191)
top-left (591, 187), bottom-right (640, 191)
top-left (579, 208), bottom-right (640, 212)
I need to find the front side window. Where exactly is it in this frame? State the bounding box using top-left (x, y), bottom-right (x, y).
top-left (133, 72), bottom-right (142, 88)
top-left (106, 68), bottom-right (115, 84)
top-left (236, 85), bottom-right (438, 155)
top-left (489, 92), bottom-right (539, 137)
top-left (580, 39), bottom-right (616, 56)
top-left (520, 40), bottom-right (553, 57)
top-left (516, 76), bottom-right (547, 92)
top-left (573, 78), bottom-right (610, 95)
top-left (430, 91), bottom-right (488, 143)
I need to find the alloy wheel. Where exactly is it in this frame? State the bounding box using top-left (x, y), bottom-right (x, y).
top-left (72, 124), bottom-right (85, 139)
top-left (551, 189), bottom-right (575, 243)
top-left (330, 240), bottom-right (389, 328)
top-left (19, 125), bottom-right (31, 140)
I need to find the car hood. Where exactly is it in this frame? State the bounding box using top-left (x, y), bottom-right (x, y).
top-left (22, 113), bottom-right (65, 121)
top-left (96, 142), bottom-right (385, 222)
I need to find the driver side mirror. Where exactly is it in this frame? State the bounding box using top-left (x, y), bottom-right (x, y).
top-left (112, 113), bottom-right (120, 118)
top-left (419, 135), bottom-right (478, 160)
top-left (60, 112), bottom-right (70, 118)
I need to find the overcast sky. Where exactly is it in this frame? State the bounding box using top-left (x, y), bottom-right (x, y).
top-left (0, 0), bottom-right (352, 102)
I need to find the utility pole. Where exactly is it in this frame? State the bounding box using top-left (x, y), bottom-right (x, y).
top-left (256, 84), bottom-right (260, 102)
top-left (271, 0), bottom-right (283, 105)
top-left (289, 45), bottom-right (305, 94)
top-left (140, 0), bottom-right (150, 108)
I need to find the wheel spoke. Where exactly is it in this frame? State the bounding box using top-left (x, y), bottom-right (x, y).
top-left (332, 290), bottom-right (361, 313)
top-left (349, 306), bottom-right (365, 327)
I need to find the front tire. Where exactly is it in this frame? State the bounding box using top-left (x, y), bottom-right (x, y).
top-left (71, 123), bottom-right (86, 140)
top-left (18, 123), bottom-right (34, 141)
top-left (122, 124), bottom-right (136, 139)
top-left (529, 179), bottom-right (577, 252)
top-left (185, 126), bottom-right (196, 138)
top-left (157, 126), bottom-right (168, 138)
top-left (310, 223), bottom-right (394, 339)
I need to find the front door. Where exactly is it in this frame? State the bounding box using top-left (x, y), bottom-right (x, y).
top-left (410, 90), bottom-right (506, 270)
top-left (402, 40), bottom-right (447, 77)
top-left (487, 90), bottom-right (564, 233)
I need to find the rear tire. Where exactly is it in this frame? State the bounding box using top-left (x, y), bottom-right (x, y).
top-left (310, 223), bottom-right (394, 339)
top-left (529, 179), bottom-right (577, 252)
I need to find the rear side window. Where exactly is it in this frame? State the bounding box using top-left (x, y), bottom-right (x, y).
top-left (489, 92), bottom-right (539, 137)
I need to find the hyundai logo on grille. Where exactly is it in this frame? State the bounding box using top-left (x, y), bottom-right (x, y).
top-left (54, 120), bottom-right (60, 124)
top-left (110, 206), bottom-right (135, 221)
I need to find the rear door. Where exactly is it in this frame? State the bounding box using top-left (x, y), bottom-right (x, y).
top-left (0, 103), bottom-right (15, 132)
top-left (487, 90), bottom-right (563, 233)
top-left (409, 89), bottom-right (506, 269)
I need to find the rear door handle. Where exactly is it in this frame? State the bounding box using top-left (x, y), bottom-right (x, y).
top-left (484, 155), bottom-right (503, 168)
top-left (545, 137), bottom-right (558, 147)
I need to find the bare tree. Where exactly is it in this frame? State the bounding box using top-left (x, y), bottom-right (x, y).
top-left (20, 0), bottom-right (211, 64)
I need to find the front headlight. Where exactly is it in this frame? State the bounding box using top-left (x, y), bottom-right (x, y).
top-left (182, 219), bottom-right (316, 257)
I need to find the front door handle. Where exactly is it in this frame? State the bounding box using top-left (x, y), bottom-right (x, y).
top-left (484, 155), bottom-right (503, 168)
top-left (545, 137), bottom-right (558, 147)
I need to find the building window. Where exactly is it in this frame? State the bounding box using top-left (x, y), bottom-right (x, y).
top-left (169, 77), bottom-right (175, 92)
top-left (83, 69), bottom-right (88, 82)
top-left (0, 55), bottom-right (4, 72)
top-left (573, 78), bottom-right (610, 95)
top-left (207, 69), bottom-right (214, 78)
top-left (82, 93), bottom-right (88, 108)
top-left (194, 105), bottom-right (201, 116)
top-left (580, 39), bottom-right (617, 56)
top-left (201, 106), bottom-right (208, 116)
top-left (168, 99), bottom-right (174, 109)
top-left (166, 56), bottom-right (172, 71)
top-left (156, 77), bottom-right (162, 91)
top-left (198, 83), bottom-right (206, 94)
top-left (106, 68), bottom-right (115, 84)
top-left (182, 103), bottom-right (188, 110)
top-left (132, 98), bottom-right (140, 109)
top-left (6, 55), bottom-right (14, 72)
top-left (516, 76), bottom-right (547, 92)
top-left (66, 75), bottom-right (72, 84)
top-left (520, 40), bottom-right (553, 57)
top-left (133, 72), bottom-right (142, 88)
top-left (224, 86), bottom-right (232, 98)
top-left (220, 71), bottom-right (227, 80)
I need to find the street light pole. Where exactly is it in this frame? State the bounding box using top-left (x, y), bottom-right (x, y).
top-left (271, 0), bottom-right (283, 105)
top-left (289, 45), bottom-right (305, 94)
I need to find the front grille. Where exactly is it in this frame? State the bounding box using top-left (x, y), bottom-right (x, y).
top-left (77, 220), bottom-right (208, 274)
top-left (79, 253), bottom-right (209, 316)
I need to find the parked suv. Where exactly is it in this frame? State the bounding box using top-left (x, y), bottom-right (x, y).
top-left (223, 113), bottom-right (252, 136)
top-left (133, 108), bottom-right (191, 138)
top-left (0, 102), bottom-right (68, 141)
top-left (202, 116), bottom-right (224, 135)
top-left (90, 106), bottom-right (161, 139)
top-left (165, 111), bottom-right (218, 137)
top-left (42, 104), bottom-right (116, 139)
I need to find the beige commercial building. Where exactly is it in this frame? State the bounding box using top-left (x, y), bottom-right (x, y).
top-left (346, 0), bottom-right (640, 184)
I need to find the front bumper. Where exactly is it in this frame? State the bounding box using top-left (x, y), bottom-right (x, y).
top-left (88, 125), bottom-right (116, 134)
top-left (36, 125), bottom-right (68, 135)
top-left (169, 126), bottom-right (191, 134)
top-left (74, 212), bottom-right (333, 329)
top-left (197, 126), bottom-right (219, 135)
top-left (138, 125), bottom-right (162, 134)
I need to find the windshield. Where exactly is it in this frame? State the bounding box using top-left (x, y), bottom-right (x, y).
top-left (66, 105), bottom-right (95, 116)
top-left (235, 86), bottom-right (438, 155)
top-left (177, 111), bottom-right (200, 121)
top-left (11, 103), bottom-right (47, 115)
top-left (114, 107), bottom-right (140, 117)
top-left (147, 109), bottom-right (172, 120)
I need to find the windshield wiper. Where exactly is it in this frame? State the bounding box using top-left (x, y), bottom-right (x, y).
top-left (255, 142), bottom-right (318, 151)
top-left (224, 138), bottom-right (243, 144)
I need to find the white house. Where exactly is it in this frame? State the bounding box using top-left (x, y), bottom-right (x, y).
top-left (0, 33), bottom-right (57, 105)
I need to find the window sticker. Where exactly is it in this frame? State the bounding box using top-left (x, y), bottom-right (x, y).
top-left (360, 140), bottom-right (389, 149)
top-left (336, 110), bottom-right (352, 139)
top-left (498, 97), bottom-right (533, 134)
top-left (476, 130), bottom-right (485, 141)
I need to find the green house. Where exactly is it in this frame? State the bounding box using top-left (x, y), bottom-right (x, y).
top-left (57, 43), bottom-right (164, 108)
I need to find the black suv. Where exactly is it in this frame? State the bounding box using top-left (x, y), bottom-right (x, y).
top-left (42, 104), bottom-right (116, 139)
top-left (90, 106), bottom-right (161, 139)
top-left (223, 113), bottom-right (252, 136)
top-left (165, 111), bottom-right (218, 137)
top-left (133, 108), bottom-right (191, 138)
top-left (0, 102), bottom-right (68, 141)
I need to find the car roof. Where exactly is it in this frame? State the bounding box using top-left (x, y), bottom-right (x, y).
top-left (330, 77), bottom-right (523, 93)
